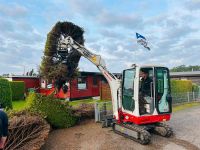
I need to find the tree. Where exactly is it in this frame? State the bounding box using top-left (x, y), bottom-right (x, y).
top-left (40, 21), bottom-right (84, 93)
top-left (170, 65), bottom-right (200, 72)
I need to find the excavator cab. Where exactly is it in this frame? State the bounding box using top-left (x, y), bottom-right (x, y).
top-left (121, 66), bottom-right (172, 123)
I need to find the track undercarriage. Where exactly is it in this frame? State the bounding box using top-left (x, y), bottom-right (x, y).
top-left (102, 119), bottom-right (173, 145)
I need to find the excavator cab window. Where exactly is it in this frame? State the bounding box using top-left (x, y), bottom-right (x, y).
top-left (139, 68), bottom-right (154, 115)
top-left (122, 68), bottom-right (135, 111)
top-left (155, 67), bottom-right (172, 113)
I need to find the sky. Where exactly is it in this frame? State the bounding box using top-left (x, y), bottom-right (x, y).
top-left (0, 0), bottom-right (200, 75)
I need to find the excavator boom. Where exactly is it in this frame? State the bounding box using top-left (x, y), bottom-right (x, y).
top-left (58, 36), bottom-right (121, 120)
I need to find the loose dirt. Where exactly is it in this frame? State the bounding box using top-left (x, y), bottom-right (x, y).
top-left (41, 106), bottom-right (200, 150)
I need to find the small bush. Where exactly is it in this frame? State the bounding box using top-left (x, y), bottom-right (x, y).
top-left (171, 80), bottom-right (192, 94)
top-left (26, 93), bottom-right (77, 128)
top-left (10, 81), bottom-right (25, 101)
top-left (0, 78), bottom-right (12, 109)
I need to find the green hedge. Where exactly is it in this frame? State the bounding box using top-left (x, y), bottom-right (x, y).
top-left (0, 78), bottom-right (12, 109)
top-left (171, 80), bottom-right (193, 94)
top-left (10, 81), bottom-right (25, 101)
top-left (192, 84), bottom-right (199, 93)
top-left (26, 93), bottom-right (77, 128)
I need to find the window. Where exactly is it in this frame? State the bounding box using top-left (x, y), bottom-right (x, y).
top-left (101, 77), bottom-right (107, 83)
top-left (78, 77), bottom-right (87, 90)
top-left (122, 69), bottom-right (135, 111)
top-left (156, 68), bottom-right (170, 113)
top-left (93, 76), bottom-right (98, 86)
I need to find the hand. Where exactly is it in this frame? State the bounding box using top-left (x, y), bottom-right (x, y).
top-left (0, 137), bottom-right (7, 149)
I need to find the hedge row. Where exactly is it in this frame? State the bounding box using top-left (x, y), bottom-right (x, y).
top-left (171, 80), bottom-right (195, 94)
top-left (27, 93), bottom-right (77, 128)
top-left (192, 84), bottom-right (199, 93)
top-left (10, 81), bottom-right (25, 101)
top-left (0, 78), bottom-right (12, 109)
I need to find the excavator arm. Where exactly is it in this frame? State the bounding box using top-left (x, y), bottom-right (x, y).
top-left (58, 36), bottom-right (121, 120)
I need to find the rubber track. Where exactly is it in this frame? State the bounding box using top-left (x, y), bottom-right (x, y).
top-left (154, 122), bottom-right (173, 137)
top-left (112, 123), bottom-right (151, 145)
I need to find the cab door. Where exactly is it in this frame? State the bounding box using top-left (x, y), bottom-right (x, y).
top-left (155, 67), bottom-right (172, 114)
top-left (122, 68), bottom-right (135, 112)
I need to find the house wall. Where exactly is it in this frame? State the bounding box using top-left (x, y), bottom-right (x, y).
top-left (39, 74), bottom-right (101, 100)
top-left (12, 77), bottom-right (40, 92)
top-left (70, 75), bottom-right (100, 100)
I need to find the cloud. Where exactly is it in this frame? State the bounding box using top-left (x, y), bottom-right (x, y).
top-left (0, 3), bottom-right (28, 18)
top-left (184, 0), bottom-right (200, 11)
top-left (97, 10), bottom-right (144, 29)
top-left (100, 29), bottom-right (125, 39)
top-left (0, 2), bottom-right (45, 74)
top-left (67, 0), bottom-right (103, 17)
top-left (1, 0), bottom-right (200, 75)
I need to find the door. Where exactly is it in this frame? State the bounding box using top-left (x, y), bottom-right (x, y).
top-left (155, 67), bottom-right (172, 113)
top-left (122, 68), bottom-right (135, 111)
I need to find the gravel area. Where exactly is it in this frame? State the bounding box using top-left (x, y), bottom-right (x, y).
top-left (41, 106), bottom-right (200, 150)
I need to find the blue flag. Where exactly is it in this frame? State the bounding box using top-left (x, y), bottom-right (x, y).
top-left (136, 33), bottom-right (150, 50)
top-left (136, 32), bottom-right (146, 40)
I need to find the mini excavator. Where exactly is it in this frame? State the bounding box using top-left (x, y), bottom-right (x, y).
top-left (56, 35), bottom-right (173, 144)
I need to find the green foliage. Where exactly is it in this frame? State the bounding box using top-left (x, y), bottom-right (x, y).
top-left (170, 65), bottom-right (200, 72)
top-left (40, 21), bottom-right (84, 92)
top-left (173, 102), bottom-right (200, 112)
top-left (26, 93), bottom-right (77, 128)
top-left (192, 84), bottom-right (199, 93)
top-left (12, 100), bottom-right (27, 111)
top-left (10, 81), bottom-right (25, 101)
top-left (40, 21), bottom-right (83, 81)
top-left (0, 78), bottom-right (12, 109)
top-left (171, 80), bottom-right (193, 93)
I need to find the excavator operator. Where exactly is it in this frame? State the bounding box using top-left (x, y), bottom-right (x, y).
top-left (139, 69), bottom-right (153, 114)
top-left (140, 69), bottom-right (152, 96)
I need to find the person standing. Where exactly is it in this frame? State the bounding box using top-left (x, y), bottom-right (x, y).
top-left (0, 109), bottom-right (8, 149)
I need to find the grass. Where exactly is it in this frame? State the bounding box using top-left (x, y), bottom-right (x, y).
top-left (11, 98), bottom-right (109, 110)
top-left (172, 102), bottom-right (200, 112)
top-left (12, 100), bottom-right (27, 111)
top-left (12, 98), bottom-right (200, 113)
top-left (69, 99), bottom-right (108, 106)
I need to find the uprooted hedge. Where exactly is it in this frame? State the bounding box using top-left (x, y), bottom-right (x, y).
top-left (26, 93), bottom-right (77, 128)
top-left (40, 21), bottom-right (84, 93)
top-left (5, 110), bottom-right (50, 150)
top-left (0, 78), bottom-right (12, 109)
top-left (10, 81), bottom-right (25, 101)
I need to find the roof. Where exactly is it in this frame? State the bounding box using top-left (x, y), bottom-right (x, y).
top-left (170, 71), bottom-right (200, 77)
top-left (80, 71), bottom-right (121, 76)
top-left (5, 75), bottom-right (39, 79)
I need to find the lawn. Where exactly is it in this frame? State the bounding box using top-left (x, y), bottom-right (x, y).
top-left (69, 99), bottom-right (108, 106)
top-left (172, 102), bottom-right (200, 112)
top-left (12, 99), bottom-right (200, 112)
top-left (12, 98), bottom-right (108, 110)
top-left (12, 100), bottom-right (27, 111)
